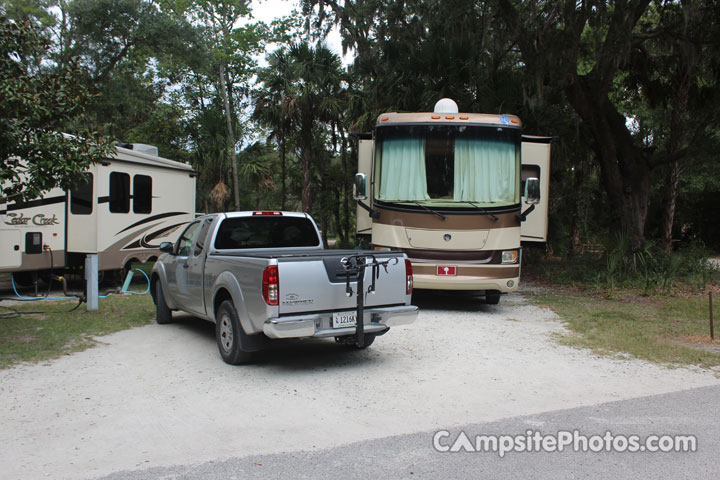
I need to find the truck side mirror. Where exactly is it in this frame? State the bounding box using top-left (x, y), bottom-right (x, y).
top-left (354, 173), bottom-right (368, 201)
top-left (159, 242), bottom-right (174, 254)
top-left (524, 177), bottom-right (540, 205)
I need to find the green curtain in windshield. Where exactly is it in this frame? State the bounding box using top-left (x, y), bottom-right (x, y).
top-left (378, 138), bottom-right (430, 201)
top-left (453, 138), bottom-right (515, 203)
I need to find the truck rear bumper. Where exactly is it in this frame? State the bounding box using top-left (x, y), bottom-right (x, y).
top-left (263, 305), bottom-right (418, 339)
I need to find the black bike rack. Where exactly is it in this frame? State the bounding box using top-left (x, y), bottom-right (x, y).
top-left (341, 254), bottom-right (397, 347)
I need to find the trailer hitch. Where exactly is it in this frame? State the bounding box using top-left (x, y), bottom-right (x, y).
top-left (341, 254), bottom-right (398, 347)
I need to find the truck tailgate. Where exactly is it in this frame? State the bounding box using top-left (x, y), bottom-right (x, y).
top-left (276, 251), bottom-right (407, 315)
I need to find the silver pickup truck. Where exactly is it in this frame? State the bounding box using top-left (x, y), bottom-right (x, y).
top-left (150, 211), bottom-right (418, 364)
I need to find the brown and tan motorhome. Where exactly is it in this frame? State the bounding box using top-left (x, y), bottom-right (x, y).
top-left (0, 143), bottom-right (196, 285)
top-left (354, 99), bottom-right (551, 304)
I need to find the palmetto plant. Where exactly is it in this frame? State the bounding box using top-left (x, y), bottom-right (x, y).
top-left (602, 231), bottom-right (657, 297)
top-left (209, 181), bottom-right (231, 211)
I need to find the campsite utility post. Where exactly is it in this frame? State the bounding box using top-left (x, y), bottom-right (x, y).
top-left (710, 292), bottom-right (714, 341)
top-left (85, 254), bottom-right (99, 311)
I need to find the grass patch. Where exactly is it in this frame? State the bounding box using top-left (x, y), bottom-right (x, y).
top-left (530, 288), bottom-right (720, 369)
top-left (0, 293), bottom-right (155, 369)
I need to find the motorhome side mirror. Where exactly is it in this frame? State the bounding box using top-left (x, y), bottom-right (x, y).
top-left (354, 173), bottom-right (368, 201)
top-left (524, 177), bottom-right (540, 205)
top-left (159, 242), bottom-right (174, 254)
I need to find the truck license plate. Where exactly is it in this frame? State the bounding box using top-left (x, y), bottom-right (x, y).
top-left (332, 311), bottom-right (357, 328)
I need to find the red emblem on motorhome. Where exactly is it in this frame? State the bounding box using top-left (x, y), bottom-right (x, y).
top-left (436, 266), bottom-right (456, 276)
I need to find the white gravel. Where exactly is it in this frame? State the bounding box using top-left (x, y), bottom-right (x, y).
top-left (1, 290), bottom-right (718, 479)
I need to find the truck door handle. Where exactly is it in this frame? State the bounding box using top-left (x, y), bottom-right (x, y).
top-left (183, 263), bottom-right (189, 269)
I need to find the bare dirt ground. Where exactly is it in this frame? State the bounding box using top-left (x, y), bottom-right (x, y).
top-left (1, 288), bottom-right (718, 479)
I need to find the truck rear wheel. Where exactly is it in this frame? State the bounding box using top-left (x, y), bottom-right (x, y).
top-left (216, 300), bottom-right (252, 365)
top-left (155, 281), bottom-right (173, 324)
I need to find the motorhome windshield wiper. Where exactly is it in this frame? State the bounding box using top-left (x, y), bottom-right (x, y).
top-left (409, 201), bottom-right (446, 220)
top-left (460, 202), bottom-right (499, 222)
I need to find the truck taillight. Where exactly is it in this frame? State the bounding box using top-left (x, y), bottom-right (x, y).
top-left (253, 211), bottom-right (282, 216)
top-left (262, 265), bottom-right (279, 305)
top-left (405, 259), bottom-right (413, 295)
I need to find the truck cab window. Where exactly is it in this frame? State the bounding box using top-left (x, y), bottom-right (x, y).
top-left (133, 175), bottom-right (152, 214)
top-left (194, 219), bottom-right (213, 256)
top-left (70, 174), bottom-right (93, 215)
top-left (109, 172), bottom-right (130, 213)
top-left (214, 217), bottom-right (320, 249)
top-left (177, 221), bottom-right (201, 256)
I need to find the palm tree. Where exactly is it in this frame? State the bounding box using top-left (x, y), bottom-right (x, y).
top-left (253, 49), bottom-right (296, 209)
top-left (254, 41), bottom-right (346, 213)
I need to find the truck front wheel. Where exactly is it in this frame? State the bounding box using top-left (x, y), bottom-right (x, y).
top-left (216, 300), bottom-right (252, 365)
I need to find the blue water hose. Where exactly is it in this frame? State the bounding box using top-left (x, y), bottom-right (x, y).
top-left (10, 267), bottom-right (151, 302)
top-left (121, 268), bottom-right (151, 295)
top-left (10, 274), bottom-right (77, 301)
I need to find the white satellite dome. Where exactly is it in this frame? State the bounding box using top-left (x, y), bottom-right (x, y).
top-left (433, 98), bottom-right (459, 114)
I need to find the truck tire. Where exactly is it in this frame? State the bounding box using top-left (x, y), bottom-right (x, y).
top-left (155, 281), bottom-right (173, 324)
top-left (485, 290), bottom-right (501, 305)
top-left (215, 300), bottom-right (252, 365)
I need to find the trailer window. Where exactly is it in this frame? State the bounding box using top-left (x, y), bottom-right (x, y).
top-left (214, 217), bottom-right (320, 249)
top-left (133, 175), bottom-right (152, 214)
top-left (70, 174), bottom-right (93, 215)
top-left (109, 172), bottom-right (130, 213)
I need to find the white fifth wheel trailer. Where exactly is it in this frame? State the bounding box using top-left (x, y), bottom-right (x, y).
top-left (354, 99), bottom-right (551, 304)
top-left (0, 143), bottom-right (196, 284)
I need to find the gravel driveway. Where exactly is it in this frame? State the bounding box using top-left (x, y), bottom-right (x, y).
top-left (1, 289), bottom-right (717, 479)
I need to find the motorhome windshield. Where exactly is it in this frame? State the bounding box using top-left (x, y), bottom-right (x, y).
top-left (374, 124), bottom-right (521, 208)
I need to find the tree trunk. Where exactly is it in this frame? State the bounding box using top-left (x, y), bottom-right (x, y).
top-left (660, 161), bottom-right (681, 251)
top-left (319, 212), bottom-right (328, 247)
top-left (280, 128), bottom-right (286, 210)
top-left (218, 61), bottom-right (240, 211)
top-left (568, 164), bottom-right (583, 255)
top-left (660, 4), bottom-right (697, 252)
top-left (333, 188), bottom-right (345, 246)
top-left (300, 116), bottom-right (313, 213)
top-left (300, 150), bottom-right (311, 213)
top-left (340, 132), bottom-right (349, 246)
top-left (564, 75), bottom-right (651, 250)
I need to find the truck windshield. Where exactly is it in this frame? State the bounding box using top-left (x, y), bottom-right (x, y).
top-left (374, 124), bottom-right (521, 208)
top-left (214, 216), bottom-right (320, 249)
